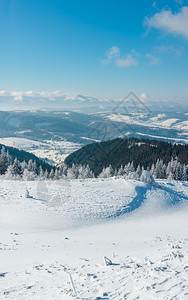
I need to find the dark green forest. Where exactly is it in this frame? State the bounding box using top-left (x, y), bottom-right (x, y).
top-left (65, 138), bottom-right (188, 176)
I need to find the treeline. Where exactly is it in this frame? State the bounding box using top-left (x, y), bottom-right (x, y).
top-left (97, 158), bottom-right (188, 181)
top-left (57, 157), bottom-right (187, 182)
top-left (0, 143), bottom-right (51, 170)
top-left (65, 138), bottom-right (188, 176)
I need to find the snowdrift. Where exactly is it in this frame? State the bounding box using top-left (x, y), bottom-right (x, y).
top-left (0, 178), bottom-right (188, 299)
top-left (0, 178), bottom-right (188, 230)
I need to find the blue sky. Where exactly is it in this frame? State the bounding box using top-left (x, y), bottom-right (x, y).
top-left (0, 0), bottom-right (188, 103)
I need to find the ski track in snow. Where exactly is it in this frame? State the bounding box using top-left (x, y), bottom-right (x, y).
top-left (0, 178), bottom-right (188, 299)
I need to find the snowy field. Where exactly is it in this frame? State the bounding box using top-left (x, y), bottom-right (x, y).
top-left (0, 178), bottom-right (188, 299)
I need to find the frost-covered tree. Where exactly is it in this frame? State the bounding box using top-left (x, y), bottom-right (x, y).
top-left (38, 166), bottom-right (44, 180)
top-left (44, 169), bottom-right (49, 179)
top-left (59, 164), bottom-right (68, 177)
top-left (0, 146), bottom-right (9, 174)
top-left (117, 165), bottom-right (124, 176)
top-left (27, 160), bottom-right (34, 172)
top-left (21, 160), bottom-right (28, 173)
top-left (98, 165), bottom-right (113, 178)
top-left (54, 169), bottom-right (60, 180)
top-left (49, 169), bottom-right (54, 179)
top-left (153, 159), bottom-right (162, 179)
top-left (140, 170), bottom-right (154, 184)
top-left (136, 164), bottom-right (141, 176)
top-left (182, 165), bottom-right (188, 181)
top-left (167, 171), bottom-right (174, 180)
top-left (150, 163), bottom-right (155, 176)
top-left (77, 165), bottom-right (94, 179)
top-left (4, 164), bottom-right (14, 179)
top-left (12, 158), bottom-right (22, 176)
top-left (23, 169), bottom-right (36, 181)
top-left (67, 167), bottom-right (76, 179)
top-left (127, 171), bottom-right (140, 181)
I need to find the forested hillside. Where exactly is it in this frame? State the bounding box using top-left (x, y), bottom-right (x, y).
top-left (0, 143), bottom-right (52, 179)
top-left (0, 143), bottom-right (51, 170)
top-left (65, 138), bottom-right (188, 176)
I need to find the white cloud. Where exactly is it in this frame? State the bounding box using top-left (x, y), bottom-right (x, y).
top-left (145, 53), bottom-right (161, 65)
top-left (116, 54), bottom-right (138, 67)
top-left (145, 6), bottom-right (188, 40)
top-left (106, 46), bottom-right (120, 60)
top-left (103, 46), bottom-right (138, 67)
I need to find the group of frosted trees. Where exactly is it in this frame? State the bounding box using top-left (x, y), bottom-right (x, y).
top-left (0, 146), bottom-right (187, 182)
top-left (97, 158), bottom-right (188, 182)
top-left (150, 158), bottom-right (188, 181)
top-left (63, 158), bottom-right (187, 182)
top-left (0, 146), bottom-right (48, 180)
top-left (0, 147), bottom-right (95, 181)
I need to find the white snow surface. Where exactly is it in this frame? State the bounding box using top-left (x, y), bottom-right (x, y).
top-left (0, 178), bottom-right (188, 299)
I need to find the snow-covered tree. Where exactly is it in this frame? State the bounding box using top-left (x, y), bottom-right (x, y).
top-left (54, 168), bottom-right (60, 180)
top-left (22, 169), bottom-right (36, 181)
top-left (4, 164), bottom-right (14, 179)
top-left (44, 169), bottom-right (49, 179)
top-left (140, 170), bottom-right (154, 184)
top-left (0, 147), bottom-right (9, 174)
top-left (78, 165), bottom-right (94, 179)
top-left (182, 165), bottom-right (188, 181)
top-left (12, 158), bottom-right (22, 176)
top-left (38, 166), bottom-right (45, 180)
top-left (98, 165), bottom-right (114, 178)
top-left (66, 167), bottom-right (76, 179)
top-left (49, 169), bottom-right (54, 179)
top-left (136, 164), bottom-right (141, 176)
top-left (127, 171), bottom-right (140, 181)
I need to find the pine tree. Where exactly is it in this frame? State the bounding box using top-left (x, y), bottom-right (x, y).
top-left (27, 159), bottom-right (34, 172)
top-left (39, 166), bottom-right (44, 179)
top-left (0, 146), bottom-right (9, 174)
top-left (182, 165), bottom-right (188, 181)
top-left (140, 170), bottom-right (154, 184)
top-left (117, 165), bottom-right (124, 176)
top-left (98, 165), bottom-right (114, 178)
top-left (49, 169), bottom-right (54, 179)
top-left (136, 164), bottom-right (141, 176)
top-left (67, 167), bottom-right (76, 179)
top-left (54, 169), bottom-right (59, 180)
top-left (12, 158), bottom-right (22, 176)
top-left (44, 169), bottom-right (49, 179)
top-left (21, 161), bottom-right (28, 173)
top-left (4, 164), bottom-right (14, 179)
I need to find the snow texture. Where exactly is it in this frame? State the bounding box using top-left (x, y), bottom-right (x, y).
top-left (0, 178), bottom-right (188, 299)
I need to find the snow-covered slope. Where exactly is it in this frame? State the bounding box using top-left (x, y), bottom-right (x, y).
top-left (0, 178), bottom-right (188, 299)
